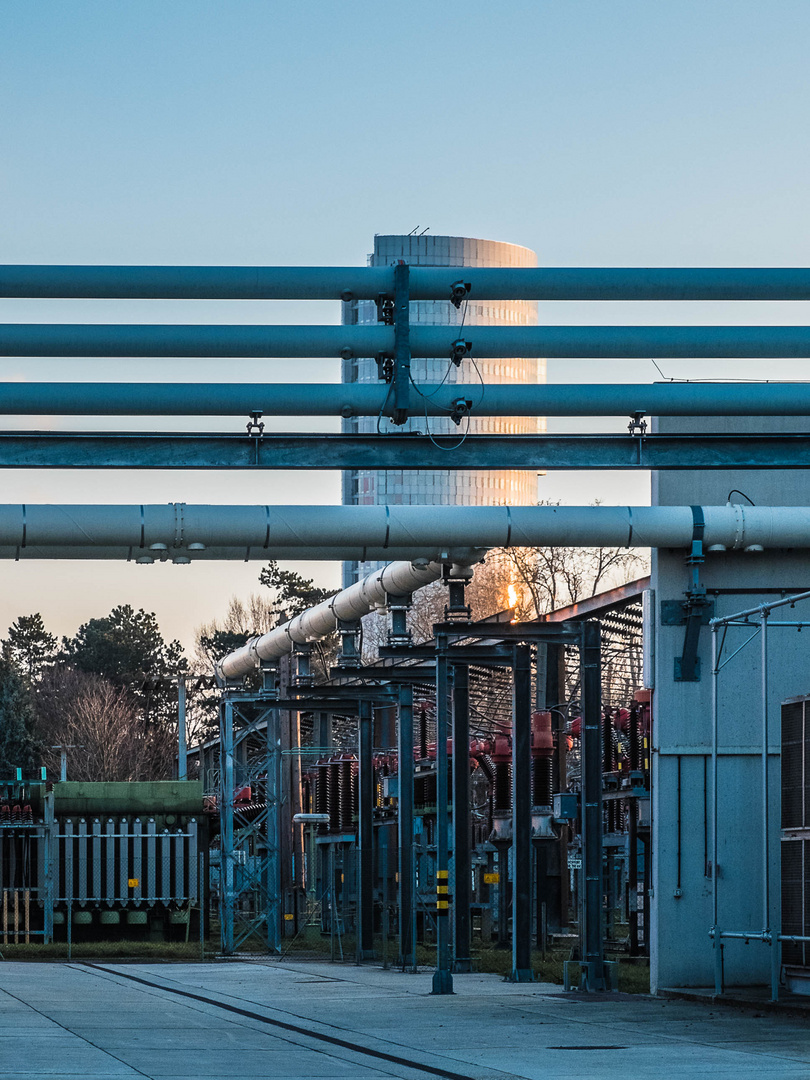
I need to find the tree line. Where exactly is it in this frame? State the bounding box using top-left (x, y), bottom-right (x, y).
top-left (0, 562), bottom-right (337, 783)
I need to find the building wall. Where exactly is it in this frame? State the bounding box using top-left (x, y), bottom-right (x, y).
top-left (651, 415), bottom-right (810, 990)
top-left (342, 234), bottom-right (543, 585)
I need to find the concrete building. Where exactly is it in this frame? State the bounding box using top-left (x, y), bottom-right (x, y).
top-left (651, 415), bottom-right (810, 992)
top-left (341, 233), bottom-right (543, 586)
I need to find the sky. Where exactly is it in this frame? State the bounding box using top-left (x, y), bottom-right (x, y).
top-left (0, 0), bottom-right (809, 651)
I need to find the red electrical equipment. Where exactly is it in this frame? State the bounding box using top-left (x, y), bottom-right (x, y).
top-left (531, 711), bottom-right (554, 809)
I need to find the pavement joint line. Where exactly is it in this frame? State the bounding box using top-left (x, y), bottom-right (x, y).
top-left (81, 963), bottom-right (503, 1080)
top-left (101, 963), bottom-right (527, 1075)
top-left (0, 977), bottom-right (149, 1079)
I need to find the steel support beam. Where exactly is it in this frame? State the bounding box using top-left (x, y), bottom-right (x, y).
top-left (7, 323), bottom-right (810, 359)
top-left (580, 622), bottom-right (606, 991)
top-left (4, 430), bottom-right (810, 470)
top-left (432, 634), bottom-right (454, 995)
top-left (357, 698), bottom-right (374, 960)
top-left (510, 644), bottom-right (534, 982)
top-left (220, 700), bottom-right (235, 955)
top-left (397, 684), bottom-right (416, 971)
top-left (451, 663), bottom-right (472, 973)
top-left (4, 265), bottom-right (810, 302)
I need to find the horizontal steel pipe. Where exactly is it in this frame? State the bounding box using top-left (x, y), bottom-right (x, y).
top-left (0, 266), bottom-right (394, 302)
top-left (6, 381), bottom-right (810, 417)
top-left (3, 266), bottom-right (810, 302)
top-left (0, 503), bottom-right (808, 553)
top-left (6, 324), bottom-right (810, 359)
top-left (4, 431), bottom-right (810, 470)
top-left (0, 544), bottom-right (483, 563)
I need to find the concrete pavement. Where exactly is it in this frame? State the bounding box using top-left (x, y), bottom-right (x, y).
top-left (0, 960), bottom-right (806, 1079)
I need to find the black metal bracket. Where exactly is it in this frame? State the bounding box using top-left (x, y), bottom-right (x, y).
top-left (373, 265), bottom-right (410, 424)
top-left (628, 412), bottom-right (647, 436)
top-left (450, 397), bottom-right (473, 426)
top-left (673, 505), bottom-right (709, 681)
top-left (246, 412), bottom-right (265, 437)
top-left (449, 280), bottom-right (471, 308)
top-left (375, 294), bottom-right (395, 325)
top-left (449, 338), bottom-right (472, 365)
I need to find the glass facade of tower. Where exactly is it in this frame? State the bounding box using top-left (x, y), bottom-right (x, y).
top-left (342, 234), bottom-right (543, 585)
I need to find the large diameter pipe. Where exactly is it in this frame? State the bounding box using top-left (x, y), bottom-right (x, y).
top-left (7, 324), bottom-right (810, 359)
top-left (9, 381), bottom-right (810, 417)
top-left (0, 503), bottom-right (810, 554)
top-left (0, 544), bottom-right (484, 563)
top-left (218, 558), bottom-right (446, 679)
top-left (3, 266), bottom-right (810, 302)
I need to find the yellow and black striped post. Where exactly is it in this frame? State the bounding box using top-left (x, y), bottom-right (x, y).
top-left (436, 870), bottom-right (451, 915)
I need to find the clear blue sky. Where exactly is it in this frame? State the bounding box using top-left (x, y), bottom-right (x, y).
top-left (1, 0), bottom-right (809, 648)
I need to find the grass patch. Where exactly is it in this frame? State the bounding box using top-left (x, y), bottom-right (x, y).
top-left (0, 940), bottom-right (208, 962)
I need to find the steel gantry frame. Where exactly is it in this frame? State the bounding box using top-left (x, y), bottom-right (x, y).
top-left (6, 260), bottom-right (810, 989)
top-left (4, 263), bottom-right (810, 465)
top-left (219, 678), bottom-right (283, 955)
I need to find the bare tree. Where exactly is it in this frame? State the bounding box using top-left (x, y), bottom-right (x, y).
top-left (34, 667), bottom-right (175, 781)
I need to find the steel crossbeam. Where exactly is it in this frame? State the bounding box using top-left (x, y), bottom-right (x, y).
top-left (1, 430), bottom-right (810, 469)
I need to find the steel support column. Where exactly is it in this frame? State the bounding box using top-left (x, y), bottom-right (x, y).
top-left (432, 633), bottom-right (454, 994)
top-left (510, 644), bottom-right (534, 982)
top-left (397, 683), bottom-right (416, 970)
top-left (177, 676), bottom-right (187, 781)
top-left (265, 705), bottom-right (282, 954)
top-left (580, 622), bottom-right (606, 990)
top-left (452, 663), bottom-right (472, 973)
top-left (220, 699), bottom-right (236, 955)
top-left (357, 698), bottom-right (374, 960)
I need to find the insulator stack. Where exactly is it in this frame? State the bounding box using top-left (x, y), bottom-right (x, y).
top-left (349, 760), bottom-right (358, 827)
top-left (629, 705), bottom-right (641, 771)
top-left (493, 763), bottom-right (511, 812)
top-left (414, 773), bottom-right (426, 809)
top-left (603, 712), bottom-right (616, 771)
top-left (339, 759), bottom-right (352, 830)
top-left (325, 761), bottom-right (338, 830)
top-left (316, 762), bottom-right (329, 823)
top-left (425, 771), bottom-right (437, 808)
top-left (531, 756), bottom-right (553, 808)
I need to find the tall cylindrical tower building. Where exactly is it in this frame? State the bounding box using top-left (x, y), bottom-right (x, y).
top-left (342, 233), bottom-right (543, 585)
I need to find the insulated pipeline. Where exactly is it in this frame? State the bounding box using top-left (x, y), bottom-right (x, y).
top-left (6, 381), bottom-right (810, 416)
top-left (6, 324), bottom-right (810, 359)
top-left (218, 558), bottom-right (449, 679)
top-left (0, 503), bottom-right (806, 554)
top-left (3, 265), bottom-right (810, 301)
